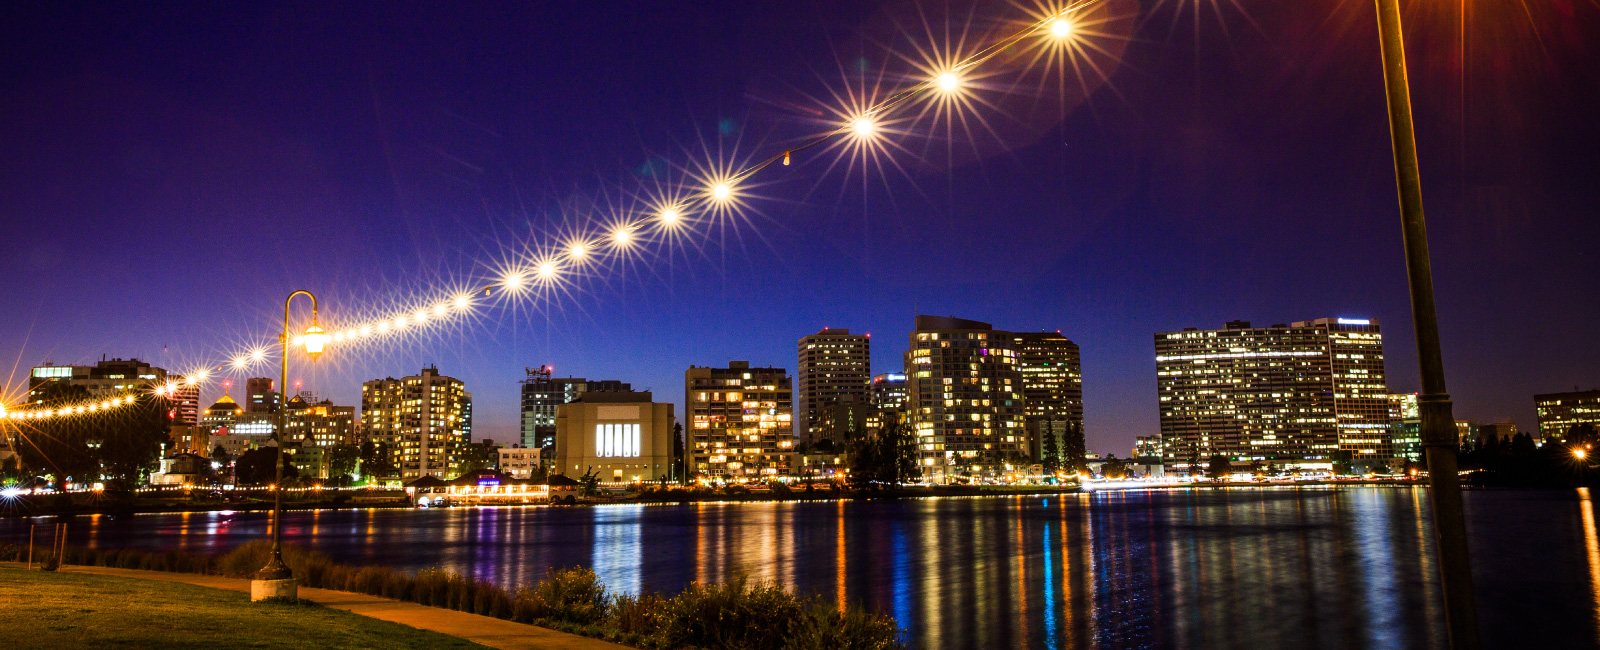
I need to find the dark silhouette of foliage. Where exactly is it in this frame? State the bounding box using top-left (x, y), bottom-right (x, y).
top-left (1207, 454), bottom-right (1232, 481)
top-left (1101, 454), bottom-right (1128, 479)
top-left (234, 447), bottom-right (299, 486)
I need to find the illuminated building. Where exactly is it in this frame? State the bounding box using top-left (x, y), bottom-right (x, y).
top-left (1015, 331), bottom-right (1084, 464)
top-left (795, 328), bottom-right (871, 445)
top-left (1388, 393), bottom-right (1421, 463)
top-left (283, 393), bottom-right (357, 447)
top-left (28, 358), bottom-right (166, 402)
top-left (1155, 318), bottom-right (1391, 473)
top-left (498, 445), bottom-right (541, 479)
top-left (169, 384), bottom-right (200, 426)
top-left (904, 316), bottom-right (1026, 481)
top-left (362, 366), bottom-right (472, 480)
top-left (554, 391), bottom-right (675, 482)
top-left (1535, 389), bottom-right (1600, 443)
top-left (1133, 435), bottom-right (1163, 461)
top-left (870, 373), bottom-right (908, 410)
top-left (520, 366), bottom-right (631, 451)
top-left (685, 361), bottom-right (795, 479)
top-left (202, 395), bottom-right (243, 434)
top-left (245, 377), bottom-right (280, 413)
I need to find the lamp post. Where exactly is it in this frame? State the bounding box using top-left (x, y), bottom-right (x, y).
top-left (1372, 1), bottom-right (1480, 648)
top-left (250, 290), bottom-right (329, 602)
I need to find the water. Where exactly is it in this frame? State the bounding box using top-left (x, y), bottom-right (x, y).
top-left (4, 486), bottom-right (1597, 649)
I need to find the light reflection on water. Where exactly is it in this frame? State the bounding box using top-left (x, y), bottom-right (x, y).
top-left (4, 487), bottom-right (1599, 649)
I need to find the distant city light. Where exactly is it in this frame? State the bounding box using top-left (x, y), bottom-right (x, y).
top-left (1049, 18), bottom-right (1074, 39)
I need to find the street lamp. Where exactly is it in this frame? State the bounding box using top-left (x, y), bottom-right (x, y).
top-left (251, 290), bottom-right (325, 602)
top-left (1372, 1), bottom-right (1479, 647)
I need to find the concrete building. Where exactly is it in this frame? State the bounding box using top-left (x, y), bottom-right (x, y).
top-left (1477, 420), bottom-right (1520, 447)
top-left (202, 395), bottom-right (244, 435)
top-left (1389, 393), bottom-right (1422, 464)
top-left (1015, 331), bottom-right (1085, 464)
top-left (1535, 389), bottom-right (1600, 443)
top-left (1133, 435), bottom-right (1163, 462)
top-left (362, 366), bottom-right (472, 480)
top-left (29, 358), bottom-right (167, 403)
top-left (519, 366), bottom-right (631, 451)
top-left (1155, 318), bottom-right (1391, 473)
top-left (554, 391), bottom-right (675, 482)
top-left (904, 316), bottom-right (1027, 481)
top-left (686, 362), bottom-right (795, 479)
top-left (795, 328), bottom-right (871, 446)
top-left (284, 393), bottom-right (357, 447)
top-left (245, 377), bottom-right (280, 414)
top-left (498, 445), bottom-right (542, 479)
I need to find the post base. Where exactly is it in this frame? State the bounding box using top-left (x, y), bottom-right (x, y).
top-left (251, 578), bottom-right (298, 602)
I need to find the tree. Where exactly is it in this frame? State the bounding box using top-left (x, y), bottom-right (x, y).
top-left (671, 422), bottom-right (685, 483)
top-left (456, 440), bottom-right (498, 474)
top-left (888, 413), bottom-right (919, 484)
top-left (1040, 428), bottom-right (1061, 476)
top-left (235, 447), bottom-right (298, 486)
top-left (847, 432), bottom-right (882, 490)
top-left (359, 440), bottom-right (396, 480)
top-left (1061, 421), bottom-right (1088, 475)
top-left (578, 465), bottom-right (602, 496)
top-left (1331, 450), bottom-right (1354, 476)
top-left (1568, 423), bottom-right (1600, 449)
top-left (327, 444), bottom-right (361, 484)
top-left (1207, 454), bottom-right (1232, 481)
top-left (1101, 454), bottom-right (1128, 479)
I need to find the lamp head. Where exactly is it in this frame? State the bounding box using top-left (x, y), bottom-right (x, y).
top-left (303, 324), bottom-right (329, 359)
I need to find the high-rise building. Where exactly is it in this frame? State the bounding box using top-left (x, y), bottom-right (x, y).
top-left (1014, 331), bottom-right (1084, 463)
top-left (685, 362), bottom-right (795, 479)
top-left (362, 366), bottom-right (472, 480)
top-left (1155, 318), bottom-right (1391, 473)
top-left (168, 384), bottom-right (200, 426)
top-left (904, 316), bottom-right (1026, 481)
top-left (202, 395), bottom-right (243, 435)
top-left (795, 328), bottom-right (871, 445)
top-left (245, 377), bottom-right (280, 414)
top-left (284, 393), bottom-right (357, 447)
top-left (554, 391), bottom-right (676, 482)
top-left (870, 373), bottom-right (908, 411)
top-left (1133, 435), bottom-right (1163, 461)
top-left (1388, 393), bottom-right (1421, 463)
top-left (1535, 389), bottom-right (1600, 443)
top-left (519, 366), bottom-right (631, 450)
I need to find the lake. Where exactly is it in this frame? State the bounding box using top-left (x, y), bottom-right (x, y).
top-left (4, 486), bottom-right (1597, 649)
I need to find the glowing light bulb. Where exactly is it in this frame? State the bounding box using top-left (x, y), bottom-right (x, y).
top-left (454, 296), bottom-right (471, 310)
top-left (333, 332), bottom-right (345, 342)
top-left (377, 322), bottom-right (390, 334)
top-left (394, 316), bottom-right (407, 328)
top-left (1049, 18), bottom-right (1073, 39)
top-left (538, 262), bottom-right (558, 279)
top-left (613, 228), bottom-right (632, 246)
top-left (250, 349), bottom-right (266, 362)
top-left (504, 273), bottom-right (524, 289)
top-left (710, 182), bottom-right (732, 201)
top-left (936, 72), bottom-right (961, 92)
top-left (851, 116), bottom-right (876, 138)
top-left (194, 370), bottom-right (209, 382)
top-left (570, 243), bottom-right (588, 258)
top-left (661, 207), bottom-right (681, 224)
top-left (433, 304), bottom-right (447, 316)
top-left (360, 325), bottom-right (372, 337)
top-left (292, 335), bottom-right (305, 346)
top-left (414, 310), bottom-right (428, 322)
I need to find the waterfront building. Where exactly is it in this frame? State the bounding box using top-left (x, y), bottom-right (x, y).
top-left (870, 373), bottom-right (908, 410)
top-left (283, 393), bottom-right (357, 447)
top-left (1477, 420), bottom-right (1520, 447)
top-left (498, 445), bottom-right (542, 479)
top-left (211, 432), bottom-right (262, 460)
top-left (231, 411), bottom-right (277, 438)
top-left (686, 362), bottom-right (795, 479)
top-left (904, 316), bottom-right (1027, 481)
top-left (1155, 318), bottom-right (1391, 473)
top-left (284, 440), bottom-right (328, 479)
top-left (553, 391), bottom-right (675, 482)
top-left (1389, 393), bottom-right (1421, 464)
top-left (519, 366), bottom-right (631, 451)
top-left (1133, 435), bottom-right (1163, 461)
top-left (1535, 389), bottom-right (1600, 443)
top-left (362, 366), bottom-right (472, 480)
top-left (795, 328), bottom-right (871, 446)
top-left (1015, 331), bottom-right (1085, 464)
top-left (245, 377), bottom-right (280, 413)
top-left (28, 358), bottom-right (167, 402)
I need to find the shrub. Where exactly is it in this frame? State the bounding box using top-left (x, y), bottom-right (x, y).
top-left (609, 588), bottom-right (665, 636)
top-left (530, 567), bottom-right (608, 625)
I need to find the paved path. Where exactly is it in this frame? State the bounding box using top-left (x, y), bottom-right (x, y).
top-left (0, 562), bottom-right (626, 650)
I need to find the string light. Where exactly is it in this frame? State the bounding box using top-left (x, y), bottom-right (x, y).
top-left (3, 2), bottom-right (1106, 423)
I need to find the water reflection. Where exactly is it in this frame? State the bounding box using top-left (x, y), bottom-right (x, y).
top-left (8, 488), bottom-right (1600, 649)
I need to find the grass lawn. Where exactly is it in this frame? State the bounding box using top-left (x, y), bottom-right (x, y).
top-left (0, 567), bottom-right (485, 649)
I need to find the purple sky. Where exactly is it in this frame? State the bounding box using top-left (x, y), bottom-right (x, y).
top-left (2, 1), bottom-right (1596, 454)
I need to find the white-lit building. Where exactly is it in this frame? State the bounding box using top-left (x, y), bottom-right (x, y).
top-left (686, 362), bottom-right (795, 479)
top-left (554, 391), bottom-right (675, 482)
top-left (904, 316), bottom-right (1026, 481)
top-left (362, 366), bottom-right (472, 480)
top-left (498, 445), bottom-right (542, 479)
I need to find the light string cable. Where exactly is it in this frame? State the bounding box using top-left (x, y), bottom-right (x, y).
top-left (0, 1), bottom-right (1100, 423)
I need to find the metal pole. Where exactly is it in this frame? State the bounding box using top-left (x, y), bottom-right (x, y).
top-left (1372, 1), bottom-right (1480, 648)
top-left (26, 525), bottom-right (33, 570)
top-left (255, 290), bottom-right (315, 583)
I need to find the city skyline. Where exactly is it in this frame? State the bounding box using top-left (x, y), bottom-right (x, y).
top-left (2, 1), bottom-right (1596, 458)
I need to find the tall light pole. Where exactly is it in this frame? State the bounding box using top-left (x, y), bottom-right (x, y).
top-left (250, 289), bottom-right (329, 602)
top-left (1372, 1), bottom-right (1480, 648)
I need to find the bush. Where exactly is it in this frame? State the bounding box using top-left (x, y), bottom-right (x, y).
top-left (609, 588), bottom-right (665, 636)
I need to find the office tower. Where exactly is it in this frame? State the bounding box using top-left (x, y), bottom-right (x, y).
top-left (1388, 393), bottom-right (1421, 463)
top-left (795, 328), bottom-right (871, 445)
top-left (1535, 390), bottom-right (1600, 443)
top-left (519, 366), bottom-right (631, 450)
top-left (245, 377), bottom-right (280, 413)
top-left (1133, 435), bottom-right (1163, 461)
top-left (168, 383), bottom-right (200, 426)
top-left (1014, 331), bottom-right (1085, 463)
top-left (554, 391), bottom-right (675, 482)
top-left (28, 358), bottom-right (168, 402)
top-left (870, 373), bottom-right (908, 410)
top-left (362, 366), bottom-right (471, 480)
top-left (904, 316), bottom-right (1026, 481)
top-left (685, 361), bottom-right (795, 479)
top-left (1155, 318), bottom-right (1391, 473)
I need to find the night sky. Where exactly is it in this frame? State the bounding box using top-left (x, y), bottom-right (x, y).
top-left (3, 1), bottom-right (1596, 455)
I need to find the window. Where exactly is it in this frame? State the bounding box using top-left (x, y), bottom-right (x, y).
top-left (596, 423), bottom-right (642, 458)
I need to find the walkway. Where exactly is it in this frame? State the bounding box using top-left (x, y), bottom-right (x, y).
top-left (0, 562), bottom-right (627, 650)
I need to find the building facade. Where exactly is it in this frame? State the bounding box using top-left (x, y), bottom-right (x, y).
top-left (1155, 318), bottom-right (1391, 473)
top-left (284, 393), bottom-right (357, 447)
top-left (795, 328), bottom-right (871, 445)
top-left (498, 445), bottom-right (542, 479)
top-left (1388, 393), bottom-right (1421, 463)
top-left (362, 366), bottom-right (472, 480)
top-left (245, 377), bottom-right (280, 413)
top-left (1015, 331), bottom-right (1085, 463)
top-left (29, 358), bottom-right (167, 403)
top-left (685, 362), bottom-right (795, 479)
top-left (554, 391), bottom-right (675, 482)
top-left (1535, 390), bottom-right (1600, 443)
top-left (519, 366), bottom-right (631, 450)
top-left (870, 373), bottom-right (908, 411)
top-left (904, 316), bottom-right (1027, 481)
